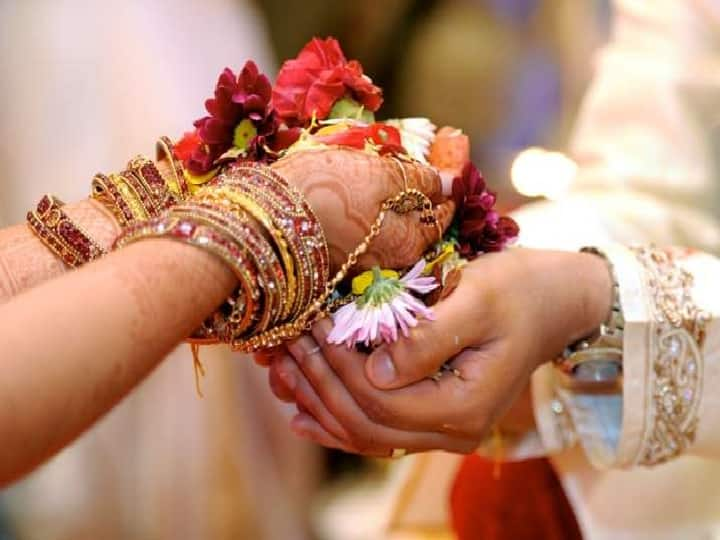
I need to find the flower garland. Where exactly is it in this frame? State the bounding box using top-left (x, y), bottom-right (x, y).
top-left (172, 36), bottom-right (519, 348)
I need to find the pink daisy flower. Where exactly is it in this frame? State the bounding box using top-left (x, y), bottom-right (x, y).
top-left (327, 259), bottom-right (438, 348)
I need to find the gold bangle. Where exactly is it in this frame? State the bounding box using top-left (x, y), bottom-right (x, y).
top-left (222, 164), bottom-right (330, 316)
top-left (115, 212), bottom-right (261, 340)
top-left (230, 185), bottom-right (432, 353)
top-left (91, 172), bottom-right (134, 226)
top-left (110, 173), bottom-right (151, 222)
top-left (172, 201), bottom-right (287, 333)
top-left (156, 136), bottom-right (190, 199)
top-left (126, 156), bottom-right (177, 214)
top-left (199, 185), bottom-right (299, 322)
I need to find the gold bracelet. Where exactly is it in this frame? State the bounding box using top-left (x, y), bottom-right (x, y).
top-left (156, 136), bottom-right (190, 199)
top-left (230, 186), bottom-right (435, 353)
top-left (91, 172), bottom-right (135, 227)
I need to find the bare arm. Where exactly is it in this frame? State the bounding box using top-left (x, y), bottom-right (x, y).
top-left (0, 199), bottom-right (120, 303)
top-left (0, 238), bottom-right (235, 486)
top-left (0, 148), bottom-right (450, 486)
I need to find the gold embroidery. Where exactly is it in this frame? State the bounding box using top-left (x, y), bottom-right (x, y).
top-left (633, 247), bottom-right (709, 465)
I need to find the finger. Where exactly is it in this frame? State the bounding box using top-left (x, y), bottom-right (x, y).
top-left (291, 413), bottom-right (357, 453)
top-left (268, 358), bottom-right (296, 403)
top-left (364, 273), bottom-right (482, 389)
top-left (315, 319), bottom-right (493, 434)
top-left (289, 325), bottom-right (476, 454)
top-left (278, 350), bottom-right (352, 443)
top-left (400, 159), bottom-right (445, 204)
top-left (255, 345), bottom-right (285, 367)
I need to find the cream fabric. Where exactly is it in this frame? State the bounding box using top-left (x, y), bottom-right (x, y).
top-left (387, 1), bottom-right (720, 538)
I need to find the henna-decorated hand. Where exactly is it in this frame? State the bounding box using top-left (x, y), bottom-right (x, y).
top-left (271, 148), bottom-right (455, 272)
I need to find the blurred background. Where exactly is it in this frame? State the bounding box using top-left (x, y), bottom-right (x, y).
top-left (0, 0), bottom-right (612, 539)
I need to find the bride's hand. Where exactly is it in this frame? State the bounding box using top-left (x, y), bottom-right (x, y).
top-left (271, 148), bottom-right (454, 272)
top-left (263, 248), bottom-right (611, 455)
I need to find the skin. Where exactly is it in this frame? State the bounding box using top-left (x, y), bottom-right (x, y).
top-left (0, 148), bottom-right (449, 486)
top-left (268, 248), bottom-right (612, 456)
top-left (272, 149), bottom-right (454, 272)
top-left (0, 199), bottom-right (120, 303)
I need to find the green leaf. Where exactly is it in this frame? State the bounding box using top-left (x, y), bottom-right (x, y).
top-left (328, 97), bottom-right (375, 123)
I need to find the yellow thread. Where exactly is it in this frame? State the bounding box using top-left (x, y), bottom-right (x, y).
top-left (191, 343), bottom-right (206, 398)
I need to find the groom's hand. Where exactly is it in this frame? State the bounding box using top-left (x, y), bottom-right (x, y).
top-left (261, 249), bottom-right (612, 455)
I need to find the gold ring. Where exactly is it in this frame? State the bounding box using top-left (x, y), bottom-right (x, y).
top-left (391, 448), bottom-right (407, 459)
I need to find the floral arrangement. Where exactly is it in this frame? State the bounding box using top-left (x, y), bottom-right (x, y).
top-left (173, 37), bottom-right (519, 349)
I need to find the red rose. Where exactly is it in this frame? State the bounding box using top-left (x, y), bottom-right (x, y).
top-left (272, 37), bottom-right (383, 125)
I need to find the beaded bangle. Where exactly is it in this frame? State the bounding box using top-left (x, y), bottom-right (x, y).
top-left (200, 185), bottom-right (300, 321)
top-left (126, 157), bottom-right (178, 214)
top-left (91, 172), bottom-right (135, 227)
top-left (91, 157), bottom-right (179, 227)
top-left (27, 194), bottom-right (106, 267)
top-left (171, 201), bottom-right (287, 334)
top-left (222, 164), bottom-right (330, 316)
top-left (115, 212), bottom-right (261, 341)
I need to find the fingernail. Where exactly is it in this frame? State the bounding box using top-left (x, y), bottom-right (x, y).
top-left (278, 362), bottom-right (296, 391)
top-left (312, 318), bottom-right (332, 343)
top-left (290, 414), bottom-right (311, 439)
top-left (291, 425), bottom-right (307, 439)
top-left (368, 352), bottom-right (396, 386)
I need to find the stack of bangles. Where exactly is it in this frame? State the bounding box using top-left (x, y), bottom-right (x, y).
top-left (27, 138), bottom-right (186, 267)
top-left (27, 138), bottom-right (331, 352)
top-left (115, 163), bottom-right (330, 352)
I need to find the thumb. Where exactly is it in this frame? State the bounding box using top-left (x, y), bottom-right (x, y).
top-left (364, 285), bottom-right (478, 389)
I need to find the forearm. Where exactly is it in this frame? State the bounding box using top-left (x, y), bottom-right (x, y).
top-left (0, 158), bottom-right (181, 304)
top-left (0, 238), bottom-right (235, 486)
top-left (0, 199), bottom-right (119, 303)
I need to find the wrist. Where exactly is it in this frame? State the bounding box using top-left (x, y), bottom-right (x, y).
top-left (516, 249), bottom-right (613, 365)
top-left (568, 251), bottom-right (613, 344)
top-left (64, 199), bottom-right (121, 251)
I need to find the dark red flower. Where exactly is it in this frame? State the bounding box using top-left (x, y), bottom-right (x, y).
top-left (272, 37), bottom-right (383, 125)
top-left (186, 61), bottom-right (276, 173)
top-left (452, 162), bottom-right (519, 257)
top-left (245, 112), bottom-right (302, 161)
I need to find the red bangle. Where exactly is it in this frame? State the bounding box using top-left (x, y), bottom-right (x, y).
top-left (27, 195), bottom-right (106, 268)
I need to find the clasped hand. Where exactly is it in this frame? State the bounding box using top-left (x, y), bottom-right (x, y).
top-left (257, 249), bottom-right (612, 457)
